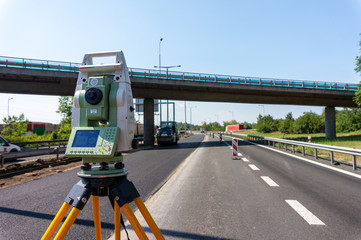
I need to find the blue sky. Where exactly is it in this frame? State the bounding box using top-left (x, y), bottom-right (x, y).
top-left (0, 0), bottom-right (361, 125)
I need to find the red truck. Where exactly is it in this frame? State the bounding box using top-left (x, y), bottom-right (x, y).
top-left (226, 124), bottom-right (244, 132)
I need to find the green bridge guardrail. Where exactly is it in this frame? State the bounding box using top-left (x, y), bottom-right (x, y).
top-left (0, 55), bottom-right (358, 92)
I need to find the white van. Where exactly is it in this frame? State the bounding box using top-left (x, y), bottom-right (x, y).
top-left (0, 135), bottom-right (21, 152)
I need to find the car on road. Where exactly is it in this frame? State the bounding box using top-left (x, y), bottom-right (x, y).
top-left (0, 135), bottom-right (21, 152)
top-left (156, 121), bottom-right (179, 146)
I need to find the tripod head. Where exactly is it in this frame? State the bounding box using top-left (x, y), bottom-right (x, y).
top-left (65, 51), bottom-right (137, 171)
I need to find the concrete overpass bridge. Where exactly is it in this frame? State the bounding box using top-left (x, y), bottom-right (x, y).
top-left (0, 55), bottom-right (359, 142)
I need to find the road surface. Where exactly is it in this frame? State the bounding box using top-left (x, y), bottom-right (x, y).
top-left (117, 134), bottom-right (361, 240)
top-left (0, 134), bottom-right (204, 240)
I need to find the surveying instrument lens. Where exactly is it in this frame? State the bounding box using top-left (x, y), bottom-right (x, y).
top-left (85, 87), bottom-right (103, 105)
top-left (41, 51), bottom-right (164, 240)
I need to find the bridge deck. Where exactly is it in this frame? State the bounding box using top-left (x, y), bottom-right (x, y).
top-left (0, 55), bottom-right (358, 107)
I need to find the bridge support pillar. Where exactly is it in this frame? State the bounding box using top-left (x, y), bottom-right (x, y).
top-left (144, 98), bottom-right (155, 146)
top-left (325, 106), bottom-right (336, 139)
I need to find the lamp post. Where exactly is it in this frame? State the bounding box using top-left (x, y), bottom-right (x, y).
top-left (184, 101), bottom-right (187, 135)
top-left (190, 106), bottom-right (197, 133)
top-left (229, 110), bottom-right (234, 121)
top-left (154, 65), bottom-right (181, 122)
top-left (259, 105), bottom-right (265, 116)
top-left (159, 38), bottom-right (163, 73)
top-left (7, 98), bottom-right (13, 118)
top-left (158, 38), bottom-right (163, 125)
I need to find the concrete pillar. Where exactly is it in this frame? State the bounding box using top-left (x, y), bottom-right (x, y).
top-left (144, 98), bottom-right (155, 146)
top-left (325, 106), bottom-right (336, 139)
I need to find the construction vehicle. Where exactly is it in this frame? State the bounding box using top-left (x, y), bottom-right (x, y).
top-left (156, 121), bottom-right (179, 146)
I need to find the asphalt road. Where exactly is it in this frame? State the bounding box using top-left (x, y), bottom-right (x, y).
top-left (120, 134), bottom-right (361, 240)
top-left (0, 134), bottom-right (204, 240)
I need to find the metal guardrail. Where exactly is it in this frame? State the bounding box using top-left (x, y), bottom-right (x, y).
top-left (0, 56), bottom-right (80, 72)
top-left (225, 132), bottom-right (361, 170)
top-left (0, 147), bottom-right (66, 168)
top-left (12, 139), bottom-right (68, 148)
top-left (0, 55), bottom-right (358, 91)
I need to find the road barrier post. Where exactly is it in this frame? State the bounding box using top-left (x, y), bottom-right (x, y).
top-left (330, 151), bottom-right (334, 164)
top-left (353, 155), bottom-right (357, 170)
top-left (315, 148), bottom-right (318, 159)
top-left (232, 138), bottom-right (238, 159)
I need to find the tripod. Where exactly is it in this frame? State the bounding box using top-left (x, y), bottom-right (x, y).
top-left (41, 170), bottom-right (165, 240)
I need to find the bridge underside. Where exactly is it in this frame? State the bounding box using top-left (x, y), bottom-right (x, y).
top-left (131, 77), bottom-right (356, 107)
top-left (0, 68), bottom-right (356, 107)
top-left (0, 67), bottom-right (357, 139)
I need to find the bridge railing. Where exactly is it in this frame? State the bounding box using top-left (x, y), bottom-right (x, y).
top-left (0, 55), bottom-right (358, 91)
top-left (0, 56), bottom-right (80, 72)
top-left (129, 68), bottom-right (358, 91)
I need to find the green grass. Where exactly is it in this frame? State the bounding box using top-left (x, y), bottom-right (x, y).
top-left (233, 130), bottom-right (361, 165)
top-left (236, 130), bottom-right (361, 149)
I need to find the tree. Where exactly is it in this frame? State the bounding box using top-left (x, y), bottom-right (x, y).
top-left (279, 112), bottom-right (294, 134)
top-left (336, 108), bottom-right (361, 133)
top-left (56, 96), bottom-right (73, 125)
top-left (256, 114), bottom-right (277, 133)
top-left (1, 114), bottom-right (29, 137)
top-left (353, 34), bottom-right (361, 106)
top-left (56, 96), bottom-right (73, 138)
top-left (293, 111), bottom-right (324, 134)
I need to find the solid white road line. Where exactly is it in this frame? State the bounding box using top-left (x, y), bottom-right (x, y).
top-left (241, 157), bottom-right (250, 162)
top-left (285, 200), bottom-right (325, 225)
top-left (261, 176), bottom-right (279, 187)
top-left (237, 153), bottom-right (242, 156)
top-left (223, 135), bottom-right (361, 180)
top-left (248, 164), bottom-right (260, 171)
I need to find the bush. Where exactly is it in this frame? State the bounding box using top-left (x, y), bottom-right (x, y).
top-left (293, 111), bottom-right (324, 134)
top-left (256, 114), bottom-right (278, 133)
top-left (279, 112), bottom-right (295, 134)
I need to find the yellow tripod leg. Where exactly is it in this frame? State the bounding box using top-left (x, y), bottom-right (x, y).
top-left (121, 203), bottom-right (149, 240)
top-left (41, 202), bottom-right (71, 240)
top-left (92, 195), bottom-right (102, 240)
top-left (53, 207), bottom-right (81, 240)
top-left (134, 197), bottom-right (165, 240)
top-left (114, 200), bottom-right (121, 240)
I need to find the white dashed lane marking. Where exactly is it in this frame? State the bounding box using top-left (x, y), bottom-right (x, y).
top-left (261, 176), bottom-right (279, 187)
top-left (241, 157), bottom-right (249, 162)
top-left (285, 200), bottom-right (325, 225)
top-left (248, 164), bottom-right (260, 171)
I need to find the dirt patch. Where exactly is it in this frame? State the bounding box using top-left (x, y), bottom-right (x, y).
top-left (0, 157), bottom-right (82, 190)
top-left (0, 136), bottom-right (195, 190)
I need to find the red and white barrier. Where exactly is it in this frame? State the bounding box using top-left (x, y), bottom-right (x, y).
top-left (232, 138), bottom-right (238, 157)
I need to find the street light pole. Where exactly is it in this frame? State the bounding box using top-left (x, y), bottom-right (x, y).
top-left (159, 38), bottom-right (163, 73)
top-left (158, 38), bottom-right (163, 125)
top-left (184, 101), bottom-right (187, 135)
top-left (7, 98), bottom-right (13, 118)
top-left (190, 106), bottom-right (197, 133)
top-left (154, 65), bottom-right (181, 123)
top-left (259, 105), bottom-right (265, 116)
